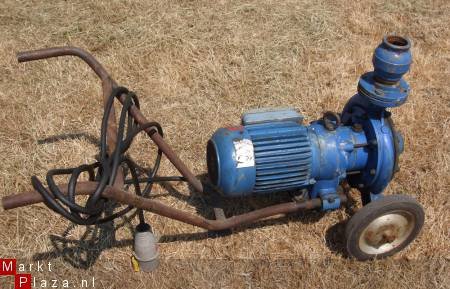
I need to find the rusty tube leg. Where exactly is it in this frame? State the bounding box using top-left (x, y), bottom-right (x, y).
top-left (101, 79), bottom-right (124, 187)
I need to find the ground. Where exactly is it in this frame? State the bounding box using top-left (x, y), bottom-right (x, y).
top-left (0, 0), bottom-right (449, 288)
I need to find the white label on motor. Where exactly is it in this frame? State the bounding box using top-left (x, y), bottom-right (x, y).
top-left (234, 139), bottom-right (255, 168)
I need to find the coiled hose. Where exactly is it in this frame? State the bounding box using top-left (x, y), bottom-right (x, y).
top-left (31, 87), bottom-right (186, 225)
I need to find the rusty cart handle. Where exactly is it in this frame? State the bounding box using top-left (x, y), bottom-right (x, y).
top-left (17, 46), bottom-right (111, 82)
top-left (16, 46), bottom-right (203, 193)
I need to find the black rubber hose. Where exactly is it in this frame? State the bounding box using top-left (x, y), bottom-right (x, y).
top-left (31, 86), bottom-right (186, 225)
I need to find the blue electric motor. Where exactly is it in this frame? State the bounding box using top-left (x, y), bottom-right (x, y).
top-left (207, 35), bottom-right (411, 211)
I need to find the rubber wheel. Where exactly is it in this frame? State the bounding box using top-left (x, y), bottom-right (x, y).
top-left (345, 194), bottom-right (424, 261)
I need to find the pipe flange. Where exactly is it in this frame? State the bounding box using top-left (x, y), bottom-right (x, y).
top-left (358, 72), bottom-right (409, 108)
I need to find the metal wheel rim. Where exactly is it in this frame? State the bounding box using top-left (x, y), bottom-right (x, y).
top-left (359, 210), bottom-right (416, 255)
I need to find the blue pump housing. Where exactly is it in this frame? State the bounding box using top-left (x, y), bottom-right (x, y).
top-left (206, 35), bottom-right (411, 210)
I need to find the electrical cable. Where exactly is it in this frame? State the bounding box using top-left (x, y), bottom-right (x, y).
top-left (31, 86), bottom-right (186, 225)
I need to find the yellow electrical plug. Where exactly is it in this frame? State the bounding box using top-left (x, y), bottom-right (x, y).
top-left (131, 255), bottom-right (140, 272)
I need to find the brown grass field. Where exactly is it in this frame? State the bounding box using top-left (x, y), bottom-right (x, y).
top-left (0, 0), bottom-right (449, 288)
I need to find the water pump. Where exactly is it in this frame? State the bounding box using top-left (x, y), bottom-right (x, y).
top-left (2, 35), bottom-right (424, 263)
top-left (207, 36), bottom-right (410, 208)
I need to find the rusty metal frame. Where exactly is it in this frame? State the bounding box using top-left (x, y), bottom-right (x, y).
top-left (2, 181), bottom-right (329, 231)
top-left (2, 47), bottom-right (342, 230)
top-left (17, 47), bottom-right (203, 193)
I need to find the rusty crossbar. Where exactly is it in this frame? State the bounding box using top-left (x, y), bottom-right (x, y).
top-left (2, 181), bottom-right (331, 231)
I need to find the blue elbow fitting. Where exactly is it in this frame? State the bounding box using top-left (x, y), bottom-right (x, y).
top-left (373, 35), bottom-right (412, 83)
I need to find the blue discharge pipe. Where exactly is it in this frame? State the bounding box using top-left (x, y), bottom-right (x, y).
top-left (207, 35), bottom-right (411, 210)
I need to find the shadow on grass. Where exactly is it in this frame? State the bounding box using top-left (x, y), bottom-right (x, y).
top-left (32, 211), bottom-right (136, 269)
top-left (33, 133), bottom-right (356, 268)
top-left (37, 132), bottom-right (101, 147)
top-left (324, 220), bottom-right (349, 258)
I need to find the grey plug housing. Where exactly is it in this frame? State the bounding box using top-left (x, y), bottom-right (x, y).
top-left (134, 223), bottom-right (159, 272)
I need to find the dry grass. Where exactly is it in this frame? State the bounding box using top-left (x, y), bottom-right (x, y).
top-left (0, 0), bottom-right (449, 288)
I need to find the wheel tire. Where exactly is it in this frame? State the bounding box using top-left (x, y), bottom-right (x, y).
top-left (345, 194), bottom-right (424, 261)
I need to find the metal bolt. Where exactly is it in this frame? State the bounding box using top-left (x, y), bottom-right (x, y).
top-left (370, 169), bottom-right (376, 175)
top-left (352, 123), bottom-right (363, 132)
